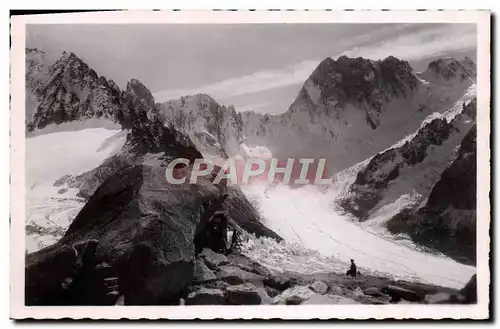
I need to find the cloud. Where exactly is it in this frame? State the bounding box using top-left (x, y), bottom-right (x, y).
top-left (154, 60), bottom-right (317, 102)
top-left (153, 24), bottom-right (477, 103)
top-left (342, 24), bottom-right (477, 62)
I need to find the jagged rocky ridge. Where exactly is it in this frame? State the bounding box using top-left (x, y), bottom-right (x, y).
top-left (26, 49), bottom-right (121, 131)
top-left (340, 97), bottom-right (477, 220)
top-left (158, 55), bottom-right (476, 176)
top-left (158, 95), bottom-right (244, 158)
top-left (340, 98), bottom-right (477, 265)
top-left (387, 123), bottom-right (477, 265)
top-left (26, 48), bottom-right (168, 133)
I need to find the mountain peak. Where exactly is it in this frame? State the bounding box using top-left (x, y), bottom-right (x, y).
top-left (59, 51), bottom-right (80, 62)
top-left (26, 48), bottom-right (46, 56)
top-left (27, 49), bottom-right (124, 130)
top-left (425, 57), bottom-right (475, 81)
top-left (126, 79), bottom-right (156, 108)
top-left (291, 55), bottom-right (418, 115)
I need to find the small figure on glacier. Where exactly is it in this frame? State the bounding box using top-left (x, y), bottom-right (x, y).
top-left (346, 259), bottom-right (357, 277)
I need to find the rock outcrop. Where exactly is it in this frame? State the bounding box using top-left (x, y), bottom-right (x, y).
top-left (26, 165), bottom-right (228, 305)
top-left (386, 123), bottom-right (477, 265)
top-left (340, 97), bottom-right (476, 220)
top-left (279, 270), bottom-right (474, 305)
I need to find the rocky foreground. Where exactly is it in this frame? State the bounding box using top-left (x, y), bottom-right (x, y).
top-left (25, 163), bottom-right (476, 306)
top-left (183, 248), bottom-right (476, 306)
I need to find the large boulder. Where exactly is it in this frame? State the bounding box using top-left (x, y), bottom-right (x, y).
top-left (285, 296), bottom-right (303, 305)
top-left (264, 274), bottom-right (292, 291)
top-left (217, 265), bottom-right (265, 286)
top-left (309, 281), bottom-right (329, 295)
top-left (200, 248), bottom-right (229, 270)
top-left (26, 164), bottom-right (227, 305)
top-left (25, 239), bottom-right (100, 305)
top-left (192, 259), bottom-right (217, 284)
top-left (225, 283), bottom-right (262, 305)
top-left (363, 287), bottom-right (390, 299)
top-left (272, 285), bottom-right (316, 305)
top-left (382, 285), bottom-right (421, 302)
top-left (227, 253), bottom-right (273, 277)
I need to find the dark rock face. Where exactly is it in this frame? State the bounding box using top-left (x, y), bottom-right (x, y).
top-left (27, 51), bottom-right (123, 130)
top-left (387, 124), bottom-right (477, 265)
top-left (25, 239), bottom-right (121, 306)
top-left (300, 55), bottom-right (418, 116)
top-left (126, 79), bottom-right (156, 109)
top-left (341, 117), bottom-right (455, 220)
top-left (427, 125), bottom-right (477, 211)
top-left (26, 165), bottom-right (228, 305)
top-left (462, 97), bottom-right (477, 121)
top-left (341, 97), bottom-right (476, 220)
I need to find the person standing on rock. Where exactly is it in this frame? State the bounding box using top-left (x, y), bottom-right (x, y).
top-left (346, 259), bottom-right (357, 277)
top-left (194, 210), bottom-right (229, 254)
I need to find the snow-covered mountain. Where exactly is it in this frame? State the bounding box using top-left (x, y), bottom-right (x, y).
top-left (339, 95), bottom-right (476, 264)
top-left (26, 49), bottom-right (124, 132)
top-left (158, 94), bottom-right (244, 159)
top-left (24, 49), bottom-right (478, 290)
top-left (157, 55), bottom-right (476, 176)
top-left (340, 93), bottom-right (476, 219)
top-left (387, 122), bottom-right (477, 266)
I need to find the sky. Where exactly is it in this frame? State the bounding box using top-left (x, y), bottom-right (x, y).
top-left (26, 23), bottom-right (477, 114)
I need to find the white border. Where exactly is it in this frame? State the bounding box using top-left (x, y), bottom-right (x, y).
top-left (9, 10), bottom-right (491, 320)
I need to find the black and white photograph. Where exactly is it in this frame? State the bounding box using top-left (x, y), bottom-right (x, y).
top-left (9, 10), bottom-right (490, 320)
